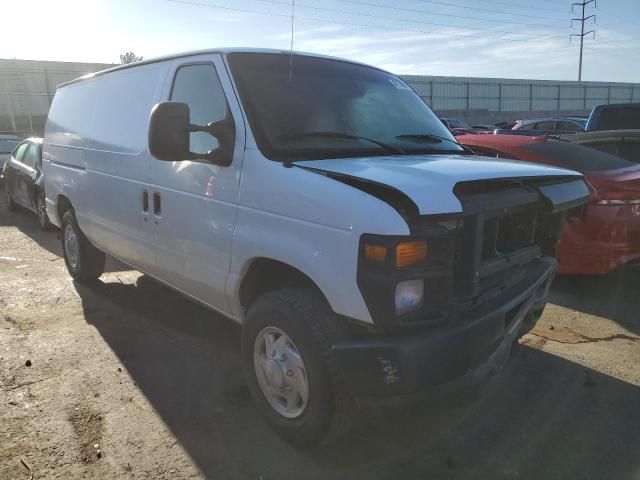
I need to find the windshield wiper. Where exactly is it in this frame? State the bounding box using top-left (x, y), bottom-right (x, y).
top-left (396, 133), bottom-right (473, 154)
top-left (280, 131), bottom-right (407, 155)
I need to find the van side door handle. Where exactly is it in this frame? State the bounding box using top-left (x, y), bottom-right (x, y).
top-left (142, 190), bottom-right (149, 212)
top-left (153, 192), bottom-right (161, 217)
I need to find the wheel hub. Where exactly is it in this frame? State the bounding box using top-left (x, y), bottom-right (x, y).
top-left (64, 224), bottom-right (79, 269)
top-left (264, 359), bottom-right (285, 387)
top-left (253, 327), bottom-right (309, 418)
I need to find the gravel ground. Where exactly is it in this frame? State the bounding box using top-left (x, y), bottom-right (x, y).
top-left (1, 204), bottom-right (639, 480)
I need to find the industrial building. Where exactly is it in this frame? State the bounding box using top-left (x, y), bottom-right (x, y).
top-left (0, 59), bottom-right (114, 137)
top-left (1, 57), bottom-right (640, 138)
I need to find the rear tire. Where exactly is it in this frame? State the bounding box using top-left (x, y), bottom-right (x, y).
top-left (5, 189), bottom-right (16, 212)
top-left (61, 210), bottom-right (105, 282)
top-left (37, 191), bottom-right (52, 231)
top-left (242, 288), bottom-right (355, 447)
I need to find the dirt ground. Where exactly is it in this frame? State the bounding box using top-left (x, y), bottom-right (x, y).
top-left (1, 205), bottom-right (640, 480)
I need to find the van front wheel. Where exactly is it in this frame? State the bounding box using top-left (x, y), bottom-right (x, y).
top-left (61, 210), bottom-right (105, 282)
top-left (242, 288), bottom-right (355, 447)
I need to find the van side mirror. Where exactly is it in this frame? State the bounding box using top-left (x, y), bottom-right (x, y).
top-left (148, 102), bottom-right (191, 162)
top-left (148, 101), bottom-right (234, 166)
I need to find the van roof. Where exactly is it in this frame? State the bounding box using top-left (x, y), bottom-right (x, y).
top-left (57, 48), bottom-right (383, 89)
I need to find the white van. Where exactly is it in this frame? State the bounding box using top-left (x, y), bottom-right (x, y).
top-left (44, 49), bottom-right (589, 446)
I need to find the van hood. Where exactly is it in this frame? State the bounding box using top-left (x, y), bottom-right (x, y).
top-left (294, 154), bottom-right (582, 215)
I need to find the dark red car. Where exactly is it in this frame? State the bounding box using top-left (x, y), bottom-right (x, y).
top-left (458, 134), bottom-right (640, 274)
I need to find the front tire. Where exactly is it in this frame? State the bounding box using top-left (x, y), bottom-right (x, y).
top-left (61, 210), bottom-right (105, 282)
top-left (242, 288), bottom-right (355, 447)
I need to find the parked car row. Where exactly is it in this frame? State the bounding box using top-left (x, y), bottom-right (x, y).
top-left (441, 102), bottom-right (640, 137)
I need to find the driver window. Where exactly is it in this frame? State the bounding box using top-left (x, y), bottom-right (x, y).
top-left (13, 143), bottom-right (29, 162)
top-left (22, 144), bottom-right (39, 169)
top-left (170, 63), bottom-right (230, 156)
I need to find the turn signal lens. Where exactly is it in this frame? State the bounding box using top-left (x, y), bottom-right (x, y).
top-left (364, 244), bottom-right (387, 262)
top-left (396, 241), bottom-right (428, 267)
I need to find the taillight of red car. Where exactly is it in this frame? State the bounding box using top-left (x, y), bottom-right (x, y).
top-left (589, 179), bottom-right (640, 205)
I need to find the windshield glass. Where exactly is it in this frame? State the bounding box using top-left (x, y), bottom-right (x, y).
top-left (0, 139), bottom-right (18, 154)
top-left (227, 52), bottom-right (463, 161)
top-left (523, 140), bottom-right (635, 171)
top-left (448, 118), bottom-right (472, 129)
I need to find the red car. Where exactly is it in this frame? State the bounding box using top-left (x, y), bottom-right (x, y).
top-left (458, 134), bottom-right (640, 274)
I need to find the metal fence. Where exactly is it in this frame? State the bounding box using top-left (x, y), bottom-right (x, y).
top-left (401, 75), bottom-right (640, 113)
top-left (2, 59), bottom-right (640, 137)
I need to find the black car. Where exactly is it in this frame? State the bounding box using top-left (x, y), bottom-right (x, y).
top-left (585, 103), bottom-right (640, 131)
top-left (2, 137), bottom-right (52, 230)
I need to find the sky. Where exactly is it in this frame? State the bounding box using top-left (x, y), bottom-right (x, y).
top-left (1, 0), bottom-right (639, 82)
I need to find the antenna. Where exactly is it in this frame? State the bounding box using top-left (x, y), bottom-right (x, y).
top-left (570, 0), bottom-right (596, 81)
top-left (289, 0), bottom-right (295, 79)
top-left (284, 0), bottom-right (296, 167)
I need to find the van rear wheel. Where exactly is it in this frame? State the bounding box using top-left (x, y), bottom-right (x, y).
top-left (61, 210), bottom-right (105, 282)
top-left (242, 288), bottom-right (355, 447)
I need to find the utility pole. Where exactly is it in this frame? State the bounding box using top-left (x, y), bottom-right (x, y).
top-left (571, 0), bottom-right (596, 82)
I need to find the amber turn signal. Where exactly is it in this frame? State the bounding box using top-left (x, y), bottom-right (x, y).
top-left (396, 241), bottom-right (428, 267)
top-left (364, 244), bottom-right (387, 262)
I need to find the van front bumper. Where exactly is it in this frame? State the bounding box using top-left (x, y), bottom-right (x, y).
top-left (331, 257), bottom-right (555, 398)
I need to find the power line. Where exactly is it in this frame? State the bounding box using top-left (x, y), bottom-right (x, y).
top-left (598, 38), bottom-right (640, 53)
top-left (414, 0), bottom-right (567, 21)
top-left (256, 0), bottom-right (567, 39)
top-left (529, 0), bottom-right (570, 4)
top-left (465, 0), bottom-right (569, 14)
top-left (585, 47), bottom-right (638, 61)
top-left (337, 0), bottom-right (569, 30)
top-left (168, 0), bottom-right (571, 44)
top-left (570, 0), bottom-right (596, 81)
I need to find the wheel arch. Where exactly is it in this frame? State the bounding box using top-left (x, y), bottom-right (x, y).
top-left (238, 257), bottom-right (329, 311)
top-left (56, 194), bottom-right (73, 221)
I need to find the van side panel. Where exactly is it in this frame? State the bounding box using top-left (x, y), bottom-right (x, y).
top-left (45, 63), bottom-right (169, 274)
top-left (44, 81), bottom-right (96, 227)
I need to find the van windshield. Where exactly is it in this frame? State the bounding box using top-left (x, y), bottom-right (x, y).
top-left (227, 52), bottom-right (464, 161)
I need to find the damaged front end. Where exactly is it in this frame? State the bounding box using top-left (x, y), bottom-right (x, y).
top-left (356, 176), bottom-right (589, 332)
top-left (331, 175), bottom-right (589, 399)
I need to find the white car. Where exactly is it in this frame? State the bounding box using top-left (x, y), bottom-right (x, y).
top-left (43, 49), bottom-right (589, 446)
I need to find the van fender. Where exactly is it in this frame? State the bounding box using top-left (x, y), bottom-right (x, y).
top-left (226, 209), bottom-right (373, 324)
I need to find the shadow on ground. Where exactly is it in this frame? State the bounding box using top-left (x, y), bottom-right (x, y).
top-left (551, 269), bottom-right (640, 336)
top-left (74, 277), bottom-right (640, 480)
top-left (2, 205), bottom-right (128, 273)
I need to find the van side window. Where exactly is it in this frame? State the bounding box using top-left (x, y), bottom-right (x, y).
top-left (170, 63), bottom-right (231, 156)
